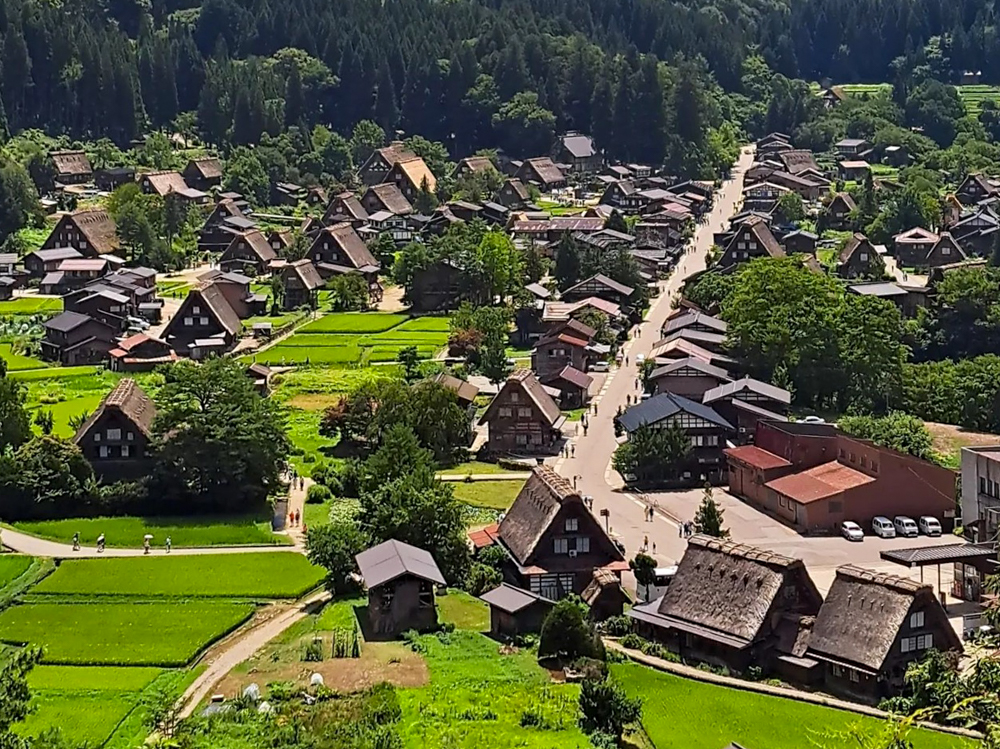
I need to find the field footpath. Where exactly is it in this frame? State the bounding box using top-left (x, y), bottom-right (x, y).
top-left (606, 641), bottom-right (981, 742)
top-left (175, 589), bottom-right (331, 719)
top-left (0, 525), bottom-right (303, 559)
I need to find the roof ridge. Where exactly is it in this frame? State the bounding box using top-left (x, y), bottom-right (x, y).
top-left (688, 534), bottom-right (799, 568)
top-left (836, 564), bottom-right (927, 594)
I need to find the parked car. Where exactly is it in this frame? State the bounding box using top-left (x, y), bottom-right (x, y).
top-left (635, 353), bottom-right (645, 364)
top-left (893, 516), bottom-right (919, 538)
top-left (919, 516), bottom-right (942, 536)
top-left (840, 520), bottom-right (864, 542)
top-left (872, 516), bottom-right (896, 538)
top-left (591, 361), bottom-right (610, 373)
top-left (801, 415), bottom-right (825, 424)
top-left (636, 565), bottom-right (678, 602)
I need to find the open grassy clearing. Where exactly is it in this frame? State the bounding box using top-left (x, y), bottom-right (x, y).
top-left (451, 480), bottom-right (525, 510)
top-left (437, 460), bottom-right (512, 476)
top-left (286, 408), bottom-right (339, 471)
top-left (398, 627), bottom-right (586, 749)
top-left (0, 297), bottom-right (62, 316)
top-left (0, 556), bottom-right (33, 588)
top-left (0, 601), bottom-right (254, 665)
top-left (13, 512), bottom-right (287, 548)
top-left (612, 662), bottom-right (971, 749)
top-left (32, 552), bottom-right (323, 598)
top-left (27, 665), bottom-right (164, 692)
top-left (0, 344), bottom-right (47, 371)
top-left (435, 590), bottom-right (491, 631)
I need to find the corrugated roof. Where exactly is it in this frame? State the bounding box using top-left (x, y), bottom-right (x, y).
top-left (765, 461), bottom-right (874, 504)
top-left (703, 377), bottom-right (791, 406)
top-left (355, 539), bottom-right (446, 588)
top-left (724, 445), bottom-right (792, 470)
top-left (647, 357), bottom-right (732, 383)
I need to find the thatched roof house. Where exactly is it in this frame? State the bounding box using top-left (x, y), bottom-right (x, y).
top-left (628, 535), bottom-right (822, 673)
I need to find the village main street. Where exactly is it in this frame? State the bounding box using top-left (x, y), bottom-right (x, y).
top-left (554, 145), bottom-right (962, 601)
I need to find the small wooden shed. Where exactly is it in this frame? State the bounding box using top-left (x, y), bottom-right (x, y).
top-left (356, 539), bottom-right (446, 638)
top-left (479, 583), bottom-right (555, 638)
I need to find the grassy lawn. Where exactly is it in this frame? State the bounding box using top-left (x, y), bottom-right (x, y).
top-left (8, 365), bottom-right (97, 381)
top-left (397, 629), bottom-right (586, 749)
top-left (0, 297), bottom-right (62, 316)
top-left (0, 556), bottom-right (33, 588)
top-left (612, 662), bottom-right (972, 749)
top-left (452, 480), bottom-right (525, 510)
top-left (0, 601), bottom-right (254, 665)
top-left (13, 512), bottom-right (288, 548)
top-left (436, 590), bottom-right (490, 631)
top-left (303, 499), bottom-right (332, 528)
top-left (17, 691), bottom-right (140, 746)
top-left (286, 408), bottom-right (339, 473)
top-left (437, 460), bottom-right (512, 476)
top-left (32, 552), bottom-right (323, 598)
top-left (315, 596), bottom-right (366, 630)
top-left (0, 344), bottom-right (48, 371)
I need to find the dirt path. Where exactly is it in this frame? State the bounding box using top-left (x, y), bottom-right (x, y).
top-left (176, 590), bottom-right (331, 720)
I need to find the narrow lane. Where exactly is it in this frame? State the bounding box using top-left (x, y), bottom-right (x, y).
top-left (556, 146), bottom-right (756, 570)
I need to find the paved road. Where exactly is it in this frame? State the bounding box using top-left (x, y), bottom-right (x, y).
top-left (554, 146), bottom-right (964, 600)
top-left (0, 526), bottom-right (302, 559)
top-left (555, 145), bottom-right (756, 575)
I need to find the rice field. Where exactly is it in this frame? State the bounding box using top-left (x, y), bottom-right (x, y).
top-left (0, 601), bottom-right (254, 665)
top-left (31, 552), bottom-right (324, 598)
top-left (0, 343), bottom-right (48, 371)
top-left (836, 82), bottom-right (1000, 114)
top-left (0, 297), bottom-right (62, 316)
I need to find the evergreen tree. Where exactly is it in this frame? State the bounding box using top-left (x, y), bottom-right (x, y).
top-left (555, 233), bottom-right (582, 290)
top-left (374, 61), bottom-right (399, 134)
top-left (693, 485), bottom-right (729, 538)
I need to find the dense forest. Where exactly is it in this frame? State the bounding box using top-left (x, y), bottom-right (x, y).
top-left (1, 0), bottom-right (999, 159)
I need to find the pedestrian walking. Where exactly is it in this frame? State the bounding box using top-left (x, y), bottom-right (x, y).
top-left (652, 541), bottom-right (657, 554)
top-left (583, 424), bottom-right (588, 436)
top-left (97, 533), bottom-right (105, 553)
top-left (72, 533), bottom-right (80, 551)
top-left (165, 536), bottom-right (172, 553)
top-left (625, 355), bottom-right (629, 366)
top-left (143, 538), bottom-right (150, 555)
top-left (643, 535), bottom-right (649, 551)
top-left (571, 444), bottom-right (575, 457)
top-left (678, 523), bottom-right (683, 538)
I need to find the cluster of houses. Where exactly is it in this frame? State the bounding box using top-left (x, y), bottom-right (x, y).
top-left (628, 534), bottom-right (962, 704)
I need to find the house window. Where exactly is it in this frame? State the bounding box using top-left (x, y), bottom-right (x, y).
top-left (107, 428), bottom-right (121, 441)
top-left (872, 461), bottom-right (878, 473)
top-left (517, 407), bottom-right (532, 418)
top-left (860, 253), bottom-right (868, 261)
top-left (184, 317), bottom-right (193, 326)
top-left (193, 306), bottom-right (200, 314)
top-left (832, 664), bottom-right (843, 677)
top-left (860, 456), bottom-right (867, 468)
top-left (99, 446), bottom-right (108, 458)
top-left (127, 432), bottom-right (134, 441)
top-left (748, 241), bottom-right (757, 250)
top-left (499, 407), bottom-right (512, 417)
top-left (839, 448), bottom-right (845, 459)
top-left (576, 537), bottom-right (590, 553)
top-left (94, 433), bottom-right (101, 442)
top-left (418, 581), bottom-right (434, 608)
top-left (901, 636), bottom-right (916, 653)
top-left (910, 611), bottom-right (925, 628)
top-left (982, 477), bottom-right (988, 494)
top-left (849, 452), bottom-right (855, 463)
top-left (917, 634), bottom-right (934, 649)
top-left (565, 518), bottom-right (579, 532)
top-left (849, 670), bottom-right (860, 683)
top-left (531, 433), bottom-right (542, 445)
top-left (510, 392), bottom-right (520, 403)
top-left (380, 586), bottom-right (394, 609)
top-left (553, 538), bottom-right (569, 555)
top-left (942, 246), bottom-right (951, 255)
top-left (121, 445), bottom-right (130, 458)
top-left (199, 317), bottom-right (209, 326)
top-left (515, 434), bottom-right (528, 446)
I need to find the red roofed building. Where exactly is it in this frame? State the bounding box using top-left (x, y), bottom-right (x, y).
top-left (531, 325), bottom-right (592, 380)
top-left (724, 422), bottom-right (956, 533)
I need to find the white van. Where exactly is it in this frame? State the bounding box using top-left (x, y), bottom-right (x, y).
top-left (893, 516), bottom-right (919, 538)
top-left (919, 516), bottom-right (942, 536)
top-left (872, 516), bottom-right (896, 538)
top-left (637, 566), bottom-right (678, 602)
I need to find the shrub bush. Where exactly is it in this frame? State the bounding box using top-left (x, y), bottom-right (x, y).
top-left (306, 484), bottom-right (333, 504)
top-left (303, 638), bottom-right (324, 661)
top-left (601, 615), bottom-right (634, 636)
top-left (619, 634), bottom-right (645, 650)
top-left (539, 599), bottom-right (604, 662)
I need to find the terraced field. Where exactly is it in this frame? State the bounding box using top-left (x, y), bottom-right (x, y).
top-left (836, 82), bottom-right (1000, 114)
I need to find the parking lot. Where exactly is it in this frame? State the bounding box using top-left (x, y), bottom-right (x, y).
top-left (626, 485), bottom-right (964, 599)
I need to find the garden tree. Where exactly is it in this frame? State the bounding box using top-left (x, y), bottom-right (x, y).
top-left (538, 598), bottom-right (604, 661)
top-left (682, 268), bottom-right (740, 313)
top-left (775, 191), bottom-right (805, 223)
top-left (838, 412), bottom-right (937, 463)
top-left (576, 310), bottom-right (616, 349)
top-left (359, 423), bottom-right (438, 491)
top-left (693, 485), bottom-right (729, 538)
top-left (473, 231), bottom-right (522, 303)
top-left (554, 233), bottom-right (583, 290)
top-left (520, 243), bottom-right (548, 285)
top-left (223, 147), bottom-right (269, 206)
top-left (349, 120), bottom-right (385, 166)
top-left (905, 79), bottom-right (964, 147)
top-left (865, 185), bottom-right (940, 244)
top-left (721, 258), bottom-right (844, 408)
top-left (914, 266), bottom-right (1000, 361)
top-left (0, 360), bottom-right (30, 451)
top-left (368, 232), bottom-right (397, 268)
top-left (268, 274), bottom-right (284, 313)
top-left (326, 273), bottom-right (369, 311)
top-left (0, 436), bottom-right (94, 520)
top-left (0, 155), bottom-right (41, 242)
top-left (403, 135), bottom-right (450, 179)
top-left (491, 91), bottom-right (557, 157)
top-left (579, 245), bottom-right (650, 309)
top-left (605, 210), bottom-right (628, 234)
top-left (397, 346), bottom-right (420, 382)
top-left (449, 303), bottom-right (512, 381)
top-left (0, 646), bottom-right (42, 749)
top-left (33, 409), bottom-right (52, 435)
top-left (611, 423), bottom-right (690, 486)
top-left (24, 150), bottom-right (56, 193)
top-left (306, 521), bottom-right (366, 595)
top-left (901, 355), bottom-right (1000, 434)
top-left (413, 177), bottom-right (438, 214)
top-left (464, 562), bottom-right (502, 596)
top-left (149, 358), bottom-right (290, 512)
top-left (358, 462), bottom-right (471, 583)
top-left (629, 553), bottom-right (657, 590)
top-left (837, 294), bottom-right (906, 412)
top-left (578, 676), bottom-right (643, 744)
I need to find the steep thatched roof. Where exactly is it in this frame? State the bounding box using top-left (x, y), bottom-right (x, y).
top-left (806, 565), bottom-right (961, 673)
top-left (73, 378), bottom-right (156, 444)
top-left (656, 535), bottom-right (821, 647)
top-left (498, 466), bottom-right (579, 565)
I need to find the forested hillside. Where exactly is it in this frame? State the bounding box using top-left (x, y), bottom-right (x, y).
top-left (0, 0), bottom-right (997, 155)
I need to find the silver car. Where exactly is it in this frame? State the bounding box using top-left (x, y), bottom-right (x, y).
top-left (840, 521), bottom-right (864, 542)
